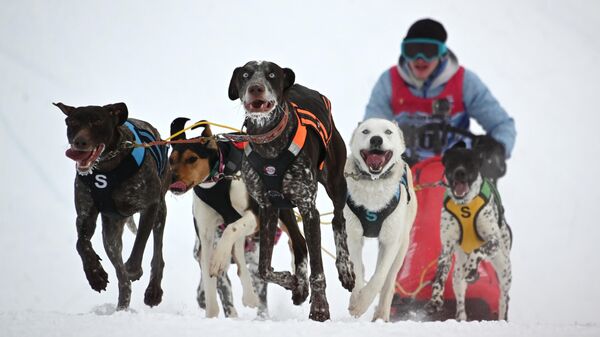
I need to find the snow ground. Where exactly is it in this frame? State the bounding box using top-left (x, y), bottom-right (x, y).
top-left (1, 1), bottom-right (600, 336)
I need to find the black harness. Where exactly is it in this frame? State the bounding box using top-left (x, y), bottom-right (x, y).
top-left (245, 91), bottom-right (333, 209)
top-left (79, 121), bottom-right (168, 216)
top-left (346, 169), bottom-right (411, 238)
top-left (193, 141), bottom-right (245, 225)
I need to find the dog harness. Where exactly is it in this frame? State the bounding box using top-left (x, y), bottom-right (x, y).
top-left (346, 169), bottom-right (410, 238)
top-left (245, 96), bottom-right (333, 209)
top-left (443, 179), bottom-right (506, 253)
top-left (193, 141), bottom-right (245, 225)
top-left (79, 121), bottom-right (168, 216)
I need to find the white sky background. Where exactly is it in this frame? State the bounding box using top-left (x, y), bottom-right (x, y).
top-left (1, 0), bottom-right (600, 335)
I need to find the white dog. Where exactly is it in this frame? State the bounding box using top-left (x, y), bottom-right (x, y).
top-left (345, 118), bottom-right (417, 321)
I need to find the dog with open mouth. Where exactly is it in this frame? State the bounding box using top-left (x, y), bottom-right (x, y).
top-left (56, 102), bottom-right (170, 310)
top-left (344, 118), bottom-right (417, 321)
top-left (228, 60), bottom-right (355, 321)
top-left (424, 141), bottom-right (512, 321)
top-left (167, 118), bottom-right (303, 318)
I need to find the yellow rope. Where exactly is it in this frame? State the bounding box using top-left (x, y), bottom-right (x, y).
top-left (165, 120), bottom-right (242, 141)
top-left (293, 210), bottom-right (336, 259)
top-left (395, 258), bottom-right (437, 298)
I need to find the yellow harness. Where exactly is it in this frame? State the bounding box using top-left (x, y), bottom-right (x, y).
top-left (444, 180), bottom-right (493, 254)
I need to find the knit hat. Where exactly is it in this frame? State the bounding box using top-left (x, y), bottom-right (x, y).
top-left (404, 18), bottom-right (447, 43)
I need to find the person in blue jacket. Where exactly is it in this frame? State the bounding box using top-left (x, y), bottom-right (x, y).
top-left (364, 18), bottom-right (516, 165)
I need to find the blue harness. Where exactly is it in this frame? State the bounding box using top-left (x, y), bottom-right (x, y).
top-left (80, 121), bottom-right (168, 216)
top-left (346, 169), bottom-right (410, 238)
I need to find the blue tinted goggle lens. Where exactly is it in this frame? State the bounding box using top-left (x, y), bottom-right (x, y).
top-left (402, 39), bottom-right (447, 61)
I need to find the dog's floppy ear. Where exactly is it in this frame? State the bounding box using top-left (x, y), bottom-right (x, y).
top-left (170, 117), bottom-right (190, 140)
top-left (190, 120), bottom-right (217, 149)
top-left (104, 103), bottom-right (128, 125)
top-left (191, 120), bottom-right (213, 137)
top-left (283, 68), bottom-right (295, 91)
top-left (228, 67), bottom-right (242, 100)
top-left (53, 102), bottom-right (76, 116)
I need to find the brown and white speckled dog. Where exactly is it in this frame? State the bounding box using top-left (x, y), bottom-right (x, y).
top-left (425, 142), bottom-right (512, 321)
top-left (228, 61), bottom-right (355, 321)
top-left (56, 102), bottom-right (170, 310)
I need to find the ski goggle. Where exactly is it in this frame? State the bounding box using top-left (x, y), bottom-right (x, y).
top-left (401, 38), bottom-right (447, 62)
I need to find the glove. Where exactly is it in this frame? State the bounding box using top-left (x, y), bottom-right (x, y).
top-left (472, 135), bottom-right (507, 179)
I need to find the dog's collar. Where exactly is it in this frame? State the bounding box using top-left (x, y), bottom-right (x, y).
top-left (201, 146), bottom-right (226, 184)
top-left (223, 105), bottom-right (289, 144)
top-left (348, 159), bottom-right (396, 181)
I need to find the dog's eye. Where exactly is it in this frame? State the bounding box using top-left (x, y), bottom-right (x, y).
top-left (242, 72), bottom-right (249, 78)
top-left (362, 129), bottom-right (370, 135)
top-left (385, 129), bottom-right (393, 135)
top-left (186, 156), bottom-right (198, 164)
top-left (268, 73), bottom-right (275, 78)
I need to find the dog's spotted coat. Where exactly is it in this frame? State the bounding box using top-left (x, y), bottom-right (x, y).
top-left (229, 61), bottom-right (355, 321)
top-left (425, 144), bottom-right (512, 321)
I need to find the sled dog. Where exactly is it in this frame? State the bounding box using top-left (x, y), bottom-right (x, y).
top-left (425, 141), bottom-right (512, 321)
top-left (344, 118), bottom-right (417, 321)
top-left (56, 102), bottom-right (169, 310)
top-left (168, 118), bottom-right (294, 318)
top-left (228, 60), bottom-right (355, 321)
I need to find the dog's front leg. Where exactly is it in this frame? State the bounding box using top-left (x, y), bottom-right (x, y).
top-left (210, 211), bottom-right (255, 277)
top-left (425, 212), bottom-right (459, 315)
top-left (144, 200), bottom-right (167, 307)
top-left (199, 221), bottom-right (220, 318)
top-left (124, 203), bottom-right (159, 281)
top-left (100, 215), bottom-right (130, 310)
top-left (463, 237), bottom-right (500, 283)
top-left (258, 206), bottom-right (296, 290)
top-left (75, 197), bottom-right (108, 293)
top-left (232, 234), bottom-right (260, 308)
top-left (322, 159), bottom-right (355, 292)
top-left (299, 206), bottom-right (331, 322)
top-left (349, 237), bottom-right (400, 318)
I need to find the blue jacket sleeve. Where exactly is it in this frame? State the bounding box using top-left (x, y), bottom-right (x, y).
top-left (462, 69), bottom-right (516, 158)
top-left (363, 70), bottom-right (394, 121)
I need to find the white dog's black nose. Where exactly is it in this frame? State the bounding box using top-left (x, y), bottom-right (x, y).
top-left (370, 136), bottom-right (383, 148)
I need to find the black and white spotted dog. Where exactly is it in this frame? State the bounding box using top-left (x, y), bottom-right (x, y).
top-left (56, 102), bottom-right (169, 310)
top-left (425, 141), bottom-right (512, 321)
top-left (344, 118), bottom-right (417, 322)
top-left (228, 60), bottom-right (355, 321)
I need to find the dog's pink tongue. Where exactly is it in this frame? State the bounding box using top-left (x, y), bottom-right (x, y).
top-left (453, 181), bottom-right (469, 197)
top-left (169, 181), bottom-right (187, 192)
top-left (65, 149), bottom-right (93, 162)
top-left (366, 153), bottom-right (386, 171)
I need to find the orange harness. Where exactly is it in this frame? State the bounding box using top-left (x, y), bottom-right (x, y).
top-left (244, 97), bottom-right (333, 208)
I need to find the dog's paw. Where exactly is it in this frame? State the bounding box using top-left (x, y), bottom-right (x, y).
top-left (84, 264), bottom-right (109, 292)
top-left (242, 290), bottom-right (260, 309)
top-left (348, 285), bottom-right (375, 318)
top-left (336, 255), bottom-right (355, 292)
top-left (144, 283), bottom-right (163, 307)
top-left (465, 268), bottom-right (480, 284)
top-left (124, 261), bottom-right (143, 281)
top-left (209, 251), bottom-right (230, 278)
top-left (309, 292), bottom-right (330, 322)
top-left (424, 298), bottom-right (444, 314)
top-left (455, 309), bottom-right (467, 321)
top-left (292, 276), bottom-right (309, 305)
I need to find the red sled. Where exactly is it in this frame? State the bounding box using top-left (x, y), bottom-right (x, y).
top-left (391, 156), bottom-right (501, 321)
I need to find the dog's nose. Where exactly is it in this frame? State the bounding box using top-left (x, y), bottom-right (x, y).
top-left (172, 173), bottom-right (179, 182)
top-left (370, 136), bottom-right (383, 148)
top-left (248, 84), bottom-right (265, 96)
top-left (73, 136), bottom-right (89, 149)
top-left (454, 167), bottom-right (466, 180)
